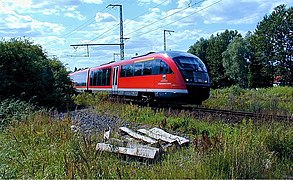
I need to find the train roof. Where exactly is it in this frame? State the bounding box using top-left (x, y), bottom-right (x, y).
top-left (70, 51), bottom-right (199, 74)
top-left (69, 68), bottom-right (89, 75)
top-left (163, 51), bottom-right (198, 59)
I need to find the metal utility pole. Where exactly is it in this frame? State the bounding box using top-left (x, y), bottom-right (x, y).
top-left (164, 29), bottom-right (174, 51)
top-left (107, 4), bottom-right (124, 60)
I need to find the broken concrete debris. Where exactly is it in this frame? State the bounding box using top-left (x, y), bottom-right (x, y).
top-left (96, 143), bottom-right (159, 159)
top-left (119, 127), bottom-right (158, 144)
top-left (96, 127), bottom-right (189, 160)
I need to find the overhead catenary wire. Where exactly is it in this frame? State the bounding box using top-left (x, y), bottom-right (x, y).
top-left (89, 0), bottom-right (170, 42)
top-left (61, 15), bottom-right (96, 38)
top-left (61, 5), bottom-right (113, 39)
top-left (71, 0), bottom-right (222, 58)
top-left (62, 0), bottom-right (125, 39)
top-left (123, 0), bottom-right (170, 26)
top-left (124, 0), bottom-right (206, 37)
top-left (89, 0), bottom-right (201, 51)
top-left (90, 23), bottom-right (120, 42)
top-left (127, 0), bottom-right (222, 40)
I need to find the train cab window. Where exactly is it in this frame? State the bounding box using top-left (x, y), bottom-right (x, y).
top-left (134, 63), bottom-right (143, 76)
top-left (152, 59), bottom-right (173, 75)
top-left (173, 56), bottom-right (207, 72)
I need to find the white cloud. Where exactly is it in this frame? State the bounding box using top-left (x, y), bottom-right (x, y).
top-left (34, 36), bottom-right (66, 48)
top-left (140, 7), bottom-right (162, 22)
top-left (197, 0), bottom-right (293, 25)
top-left (6, 0), bottom-right (33, 8)
top-left (65, 11), bottom-right (86, 21)
top-left (95, 12), bottom-right (117, 23)
top-left (138, 0), bottom-right (171, 6)
top-left (0, 10), bottom-right (64, 37)
top-left (80, 0), bottom-right (103, 4)
top-left (177, 0), bottom-right (191, 8)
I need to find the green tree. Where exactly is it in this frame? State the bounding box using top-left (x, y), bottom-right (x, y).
top-left (251, 4), bottom-right (292, 87)
top-left (0, 38), bottom-right (74, 108)
top-left (207, 30), bottom-right (241, 88)
top-left (222, 36), bottom-right (249, 88)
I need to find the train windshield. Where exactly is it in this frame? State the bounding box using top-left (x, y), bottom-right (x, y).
top-left (173, 56), bottom-right (207, 72)
top-left (173, 56), bottom-right (209, 84)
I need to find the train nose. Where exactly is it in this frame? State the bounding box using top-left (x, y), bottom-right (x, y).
top-left (186, 84), bottom-right (210, 102)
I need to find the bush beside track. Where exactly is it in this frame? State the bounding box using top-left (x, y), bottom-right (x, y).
top-left (202, 86), bottom-right (293, 115)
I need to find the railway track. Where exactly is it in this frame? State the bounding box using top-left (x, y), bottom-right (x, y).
top-left (114, 99), bottom-right (292, 123)
top-left (158, 105), bottom-right (293, 123)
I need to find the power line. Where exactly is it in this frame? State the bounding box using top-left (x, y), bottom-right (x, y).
top-left (90, 0), bottom-right (170, 42)
top-left (124, 0), bottom-right (170, 26)
top-left (69, 0), bottom-right (222, 58)
top-left (124, 0), bottom-right (206, 37)
top-left (62, 16), bottom-right (96, 38)
top-left (129, 0), bottom-right (222, 40)
top-left (61, 6), bottom-right (111, 39)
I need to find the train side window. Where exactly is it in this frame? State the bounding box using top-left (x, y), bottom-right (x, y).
top-left (90, 71), bottom-right (94, 86)
top-left (152, 59), bottom-right (173, 75)
top-left (143, 60), bottom-right (152, 75)
top-left (90, 71), bottom-right (95, 86)
top-left (160, 60), bottom-right (173, 74)
top-left (101, 69), bottom-right (106, 86)
top-left (134, 63), bottom-right (143, 76)
top-left (126, 64), bottom-right (134, 77)
top-left (152, 59), bottom-right (160, 75)
top-left (105, 68), bottom-right (111, 85)
top-left (120, 66), bottom-right (126, 77)
top-left (92, 68), bottom-right (111, 86)
top-left (94, 71), bottom-right (99, 86)
top-left (120, 64), bottom-right (134, 77)
top-left (97, 70), bottom-right (102, 86)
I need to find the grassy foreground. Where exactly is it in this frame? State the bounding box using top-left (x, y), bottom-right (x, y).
top-left (0, 87), bottom-right (292, 179)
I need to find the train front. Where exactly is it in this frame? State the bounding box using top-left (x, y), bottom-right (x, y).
top-left (169, 51), bottom-right (210, 104)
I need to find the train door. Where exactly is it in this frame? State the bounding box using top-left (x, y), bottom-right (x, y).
top-left (112, 66), bottom-right (119, 94)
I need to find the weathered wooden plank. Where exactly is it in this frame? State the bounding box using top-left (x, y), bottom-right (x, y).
top-left (119, 127), bottom-right (157, 144)
top-left (149, 127), bottom-right (189, 145)
top-left (96, 143), bottom-right (158, 159)
top-left (137, 129), bottom-right (176, 144)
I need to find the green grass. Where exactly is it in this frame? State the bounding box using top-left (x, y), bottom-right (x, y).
top-left (202, 86), bottom-right (293, 115)
top-left (0, 91), bottom-right (292, 178)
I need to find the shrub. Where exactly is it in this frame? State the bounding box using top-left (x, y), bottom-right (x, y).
top-left (0, 38), bottom-right (74, 109)
top-left (0, 99), bottom-right (37, 128)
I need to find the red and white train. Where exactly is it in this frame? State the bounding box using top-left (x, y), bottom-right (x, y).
top-left (69, 51), bottom-right (210, 105)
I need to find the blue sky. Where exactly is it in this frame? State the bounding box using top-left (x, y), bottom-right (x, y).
top-left (1, 0), bottom-right (292, 70)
